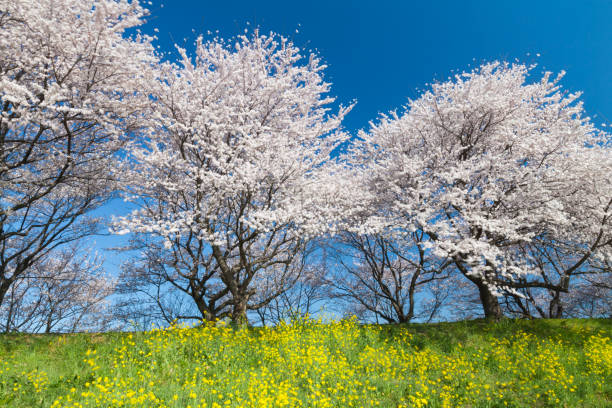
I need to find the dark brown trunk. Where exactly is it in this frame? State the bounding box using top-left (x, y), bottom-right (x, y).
top-left (452, 257), bottom-right (503, 321)
top-left (193, 296), bottom-right (217, 322)
top-left (231, 298), bottom-right (248, 325)
top-left (476, 282), bottom-right (503, 321)
top-left (549, 275), bottom-right (570, 318)
top-left (3, 288), bottom-right (13, 333)
top-left (549, 293), bottom-right (563, 319)
top-left (0, 279), bottom-right (12, 309)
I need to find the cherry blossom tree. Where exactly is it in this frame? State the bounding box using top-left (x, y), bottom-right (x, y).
top-left (252, 257), bottom-right (328, 325)
top-left (114, 235), bottom-right (314, 326)
top-left (113, 235), bottom-right (205, 327)
top-left (339, 62), bottom-right (611, 320)
top-left (113, 31), bottom-right (351, 324)
top-left (501, 249), bottom-right (612, 318)
top-left (0, 0), bottom-right (157, 307)
top-left (563, 271), bottom-right (611, 318)
top-left (0, 243), bottom-right (116, 333)
top-left (325, 231), bottom-right (452, 323)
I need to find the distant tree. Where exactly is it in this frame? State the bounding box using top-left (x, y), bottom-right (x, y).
top-left (0, 244), bottom-right (116, 333)
top-left (112, 236), bottom-right (202, 329)
top-left (113, 31), bottom-right (351, 324)
top-left (418, 273), bottom-right (481, 322)
top-left (501, 250), bottom-right (612, 319)
top-left (253, 258), bottom-right (328, 326)
top-left (0, 0), bottom-right (156, 308)
top-left (335, 62), bottom-right (611, 320)
top-left (563, 271), bottom-right (612, 318)
top-left (325, 231), bottom-right (452, 324)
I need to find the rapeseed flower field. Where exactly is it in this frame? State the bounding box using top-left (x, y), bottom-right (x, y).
top-left (0, 318), bottom-right (610, 407)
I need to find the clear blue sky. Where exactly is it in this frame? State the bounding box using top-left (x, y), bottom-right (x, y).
top-left (95, 0), bottom-right (612, 273)
top-left (143, 0), bottom-right (612, 130)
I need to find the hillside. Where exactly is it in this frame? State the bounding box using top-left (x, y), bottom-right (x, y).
top-left (1, 318), bottom-right (610, 407)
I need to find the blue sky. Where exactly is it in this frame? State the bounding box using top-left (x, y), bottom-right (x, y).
top-left (143, 0), bottom-right (612, 130)
top-left (95, 0), bottom-right (612, 274)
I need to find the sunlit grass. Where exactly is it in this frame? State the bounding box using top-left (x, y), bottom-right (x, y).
top-left (0, 318), bottom-right (610, 407)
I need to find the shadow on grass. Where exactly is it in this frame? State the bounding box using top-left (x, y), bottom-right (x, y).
top-left (373, 318), bottom-right (612, 351)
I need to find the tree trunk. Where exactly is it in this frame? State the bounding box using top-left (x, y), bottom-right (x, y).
top-left (453, 258), bottom-right (503, 321)
top-left (193, 296), bottom-right (217, 322)
top-left (45, 317), bottom-right (53, 334)
top-left (401, 267), bottom-right (420, 324)
top-left (549, 275), bottom-right (570, 318)
top-left (231, 298), bottom-right (249, 326)
top-left (3, 287), bottom-right (14, 333)
top-left (476, 281), bottom-right (503, 321)
top-left (549, 293), bottom-right (564, 319)
top-left (0, 279), bottom-right (12, 309)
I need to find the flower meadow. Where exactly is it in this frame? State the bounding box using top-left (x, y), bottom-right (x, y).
top-left (0, 319), bottom-right (610, 408)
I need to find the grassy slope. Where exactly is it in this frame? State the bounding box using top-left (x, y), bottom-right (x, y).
top-left (0, 318), bottom-right (610, 408)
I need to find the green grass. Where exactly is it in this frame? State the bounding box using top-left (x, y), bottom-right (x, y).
top-left (0, 318), bottom-right (610, 407)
